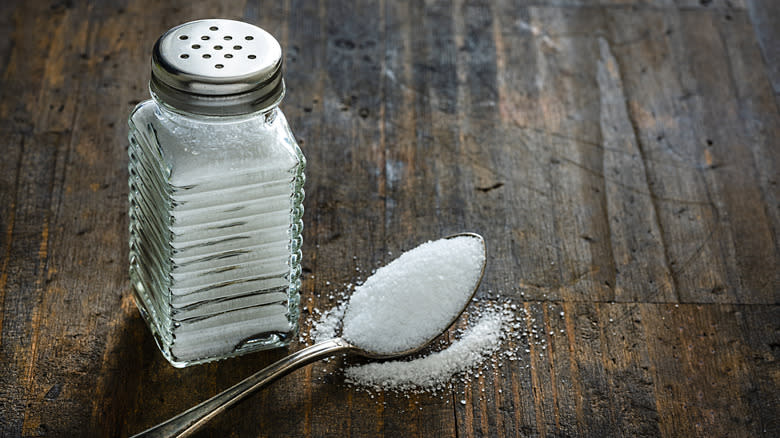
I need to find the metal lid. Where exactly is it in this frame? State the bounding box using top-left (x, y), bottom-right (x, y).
top-left (150, 19), bottom-right (285, 116)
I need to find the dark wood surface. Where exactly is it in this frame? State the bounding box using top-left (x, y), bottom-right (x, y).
top-left (1, 0), bottom-right (777, 437)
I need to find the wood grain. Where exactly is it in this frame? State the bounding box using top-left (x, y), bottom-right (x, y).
top-left (0, 0), bottom-right (777, 437)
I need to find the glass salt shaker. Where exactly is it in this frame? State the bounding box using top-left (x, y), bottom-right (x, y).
top-left (127, 19), bottom-right (305, 367)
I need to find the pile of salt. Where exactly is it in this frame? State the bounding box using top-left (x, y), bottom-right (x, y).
top-left (340, 235), bottom-right (486, 355)
top-left (344, 304), bottom-right (510, 392)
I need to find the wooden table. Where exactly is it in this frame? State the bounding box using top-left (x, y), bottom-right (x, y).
top-left (1, 0), bottom-right (777, 436)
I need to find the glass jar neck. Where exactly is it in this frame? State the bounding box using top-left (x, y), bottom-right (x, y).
top-left (151, 88), bottom-right (280, 124)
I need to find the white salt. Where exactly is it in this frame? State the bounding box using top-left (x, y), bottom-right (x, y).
top-left (310, 302), bottom-right (346, 342)
top-left (340, 235), bottom-right (485, 355)
top-left (344, 304), bottom-right (510, 392)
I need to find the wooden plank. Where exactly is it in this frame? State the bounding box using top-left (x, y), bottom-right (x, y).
top-left (737, 304), bottom-right (780, 435)
top-left (644, 303), bottom-right (779, 437)
top-left (595, 303), bottom-right (661, 436)
top-left (488, 3), bottom-right (570, 305)
top-left (524, 7), bottom-right (616, 305)
top-left (680, 9), bottom-right (776, 301)
top-left (0, 1), bottom-right (87, 435)
top-left (564, 302), bottom-right (663, 437)
top-left (484, 3), bottom-right (682, 305)
top-left (747, 0), bottom-right (780, 96)
top-left (602, 8), bottom-right (750, 303)
top-left (596, 29), bottom-right (677, 304)
top-left (719, 9), bottom-right (780, 266)
top-left (523, 302), bottom-right (583, 437)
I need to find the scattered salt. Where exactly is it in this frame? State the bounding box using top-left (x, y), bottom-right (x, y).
top-left (298, 237), bottom-right (574, 396)
top-left (341, 236), bottom-right (485, 355)
top-left (310, 302), bottom-right (346, 342)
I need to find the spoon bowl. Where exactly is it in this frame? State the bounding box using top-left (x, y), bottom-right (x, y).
top-left (350, 232), bottom-right (486, 359)
top-left (132, 232), bottom-right (486, 438)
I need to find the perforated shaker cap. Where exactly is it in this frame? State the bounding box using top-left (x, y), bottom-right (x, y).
top-left (150, 19), bottom-right (284, 116)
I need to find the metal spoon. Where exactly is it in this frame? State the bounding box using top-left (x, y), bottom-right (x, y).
top-left (132, 232), bottom-right (486, 438)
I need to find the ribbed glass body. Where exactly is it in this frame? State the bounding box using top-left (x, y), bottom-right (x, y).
top-left (128, 98), bottom-right (305, 367)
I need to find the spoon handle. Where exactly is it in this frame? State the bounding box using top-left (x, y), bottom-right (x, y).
top-left (132, 338), bottom-right (352, 438)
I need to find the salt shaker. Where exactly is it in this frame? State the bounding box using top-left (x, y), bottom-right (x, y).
top-left (127, 19), bottom-right (305, 367)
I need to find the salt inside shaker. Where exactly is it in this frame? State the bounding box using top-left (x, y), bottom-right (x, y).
top-left (127, 19), bottom-right (305, 367)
